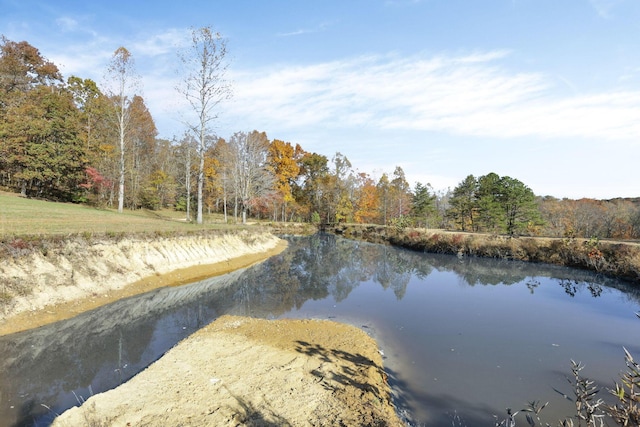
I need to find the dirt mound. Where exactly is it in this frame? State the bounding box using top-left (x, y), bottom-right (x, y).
top-left (52, 315), bottom-right (404, 427)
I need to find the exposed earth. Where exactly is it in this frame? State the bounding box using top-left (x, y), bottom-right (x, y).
top-left (51, 315), bottom-right (404, 427)
top-left (0, 232), bottom-right (286, 335)
top-left (1, 233), bottom-right (404, 426)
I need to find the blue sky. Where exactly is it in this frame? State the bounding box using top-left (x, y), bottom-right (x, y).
top-left (2, 0), bottom-right (640, 199)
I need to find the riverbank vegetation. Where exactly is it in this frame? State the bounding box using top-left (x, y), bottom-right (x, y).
top-left (331, 223), bottom-right (640, 284)
top-left (2, 36), bottom-right (639, 240)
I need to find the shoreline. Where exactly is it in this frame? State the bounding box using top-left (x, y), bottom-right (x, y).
top-left (0, 231), bottom-right (405, 426)
top-left (51, 315), bottom-right (405, 427)
top-left (0, 231), bottom-right (287, 335)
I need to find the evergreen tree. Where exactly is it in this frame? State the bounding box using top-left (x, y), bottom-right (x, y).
top-left (447, 175), bottom-right (478, 231)
top-left (412, 182), bottom-right (437, 228)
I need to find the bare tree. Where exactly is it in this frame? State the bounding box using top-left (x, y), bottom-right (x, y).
top-left (228, 131), bottom-right (275, 224)
top-left (176, 133), bottom-right (196, 221)
top-left (104, 47), bottom-right (139, 213)
top-left (176, 26), bottom-right (231, 224)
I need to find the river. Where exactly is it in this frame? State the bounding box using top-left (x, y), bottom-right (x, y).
top-left (1, 233), bottom-right (639, 426)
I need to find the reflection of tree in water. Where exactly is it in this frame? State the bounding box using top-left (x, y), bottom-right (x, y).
top-left (232, 234), bottom-right (425, 315)
top-left (373, 245), bottom-right (414, 300)
top-left (558, 278), bottom-right (604, 298)
top-left (238, 234), bottom-right (632, 311)
top-left (4, 233), bottom-right (638, 426)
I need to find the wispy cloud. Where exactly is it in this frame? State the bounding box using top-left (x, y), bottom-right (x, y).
top-left (277, 21), bottom-right (333, 37)
top-left (227, 50), bottom-right (640, 142)
top-left (55, 16), bottom-right (78, 32)
top-left (132, 28), bottom-right (189, 57)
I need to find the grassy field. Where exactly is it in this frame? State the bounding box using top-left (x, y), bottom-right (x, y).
top-left (0, 191), bottom-right (233, 236)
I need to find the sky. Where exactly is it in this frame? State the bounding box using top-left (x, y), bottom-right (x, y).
top-left (2, 0), bottom-right (640, 200)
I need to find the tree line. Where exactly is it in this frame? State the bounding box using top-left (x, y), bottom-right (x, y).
top-left (1, 33), bottom-right (639, 239)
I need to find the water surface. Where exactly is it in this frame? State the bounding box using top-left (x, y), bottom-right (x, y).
top-left (1, 233), bottom-right (639, 426)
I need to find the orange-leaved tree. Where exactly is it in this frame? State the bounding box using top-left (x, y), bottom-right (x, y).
top-left (267, 139), bottom-right (302, 221)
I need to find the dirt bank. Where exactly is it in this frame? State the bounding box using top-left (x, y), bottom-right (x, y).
top-left (51, 315), bottom-right (404, 427)
top-left (0, 230), bottom-right (286, 335)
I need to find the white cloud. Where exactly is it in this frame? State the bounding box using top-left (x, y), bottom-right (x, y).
top-left (132, 28), bottom-right (189, 57)
top-left (225, 51), bottom-right (640, 143)
top-left (277, 21), bottom-right (334, 37)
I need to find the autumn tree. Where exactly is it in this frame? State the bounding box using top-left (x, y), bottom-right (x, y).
top-left (176, 26), bottom-right (231, 224)
top-left (1, 37), bottom-right (63, 194)
top-left (104, 46), bottom-right (138, 213)
top-left (353, 172), bottom-right (379, 224)
top-left (294, 152), bottom-right (329, 222)
top-left (143, 138), bottom-right (177, 210)
top-left (125, 95), bottom-right (158, 209)
top-left (267, 139), bottom-right (301, 221)
top-left (67, 77), bottom-right (105, 154)
top-left (0, 36), bottom-right (61, 109)
top-left (0, 37), bottom-right (87, 199)
top-left (2, 85), bottom-right (86, 199)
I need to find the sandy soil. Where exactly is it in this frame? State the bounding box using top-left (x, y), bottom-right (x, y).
top-left (0, 232), bottom-right (286, 335)
top-left (2, 231), bottom-right (404, 426)
top-left (51, 315), bottom-right (404, 427)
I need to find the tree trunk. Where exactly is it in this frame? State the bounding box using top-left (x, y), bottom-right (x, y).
top-left (118, 129), bottom-right (125, 213)
top-left (185, 146), bottom-right (191, 221)
top-left (196, 147), bottom-right (204, 224)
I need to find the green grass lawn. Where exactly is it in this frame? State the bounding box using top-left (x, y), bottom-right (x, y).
top-left (0, 191), bottom-right (233, 236)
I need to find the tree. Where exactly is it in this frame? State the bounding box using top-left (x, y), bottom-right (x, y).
top-left (294, 152), bottom-right (329, 222)
top-left (447, 175), bottom-right (478, 231)
top-left (498, 175), bottom-right (541, 235)
top-left (2, 85), bottom-right (86, 199)
top-left (176, 26), bottom-right (231, 224)
top-left (412, 182), bottom-right (436, 228)
top-left (0, 37), bottom-right (65, 194)
top-left (447, 173), bottom-right (542, 235)
top-left (267, 139), bottom-right (301, 221)
top-left (329, 152), bottom-right (354, 223)
top-left (389, 166), bottom-right (412, 221)
top-left (126, 95), bottom-right (158, 209)
top-left (104, 46), bottom-right (138, 213)
top-left (377, 173), bottom-right (391, 225)
top-left (0, 37), bottom-right (61, 108)
top-left (67, 76), bottom-right (105, 154)
top-left (228, 130), bottom-right (274, 224)
top-left (174, 133), bottom-right (197, 219)
top-left (353, 172), bottom-right (379, 224)
top-left (476, 172), bottom-right (504, 232)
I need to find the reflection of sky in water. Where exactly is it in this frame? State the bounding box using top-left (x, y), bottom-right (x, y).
top-left (1, 234), bottom-right (639, 427)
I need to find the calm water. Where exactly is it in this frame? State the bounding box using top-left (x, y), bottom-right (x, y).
top-left (1, 233), bottom-right (640, 426)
